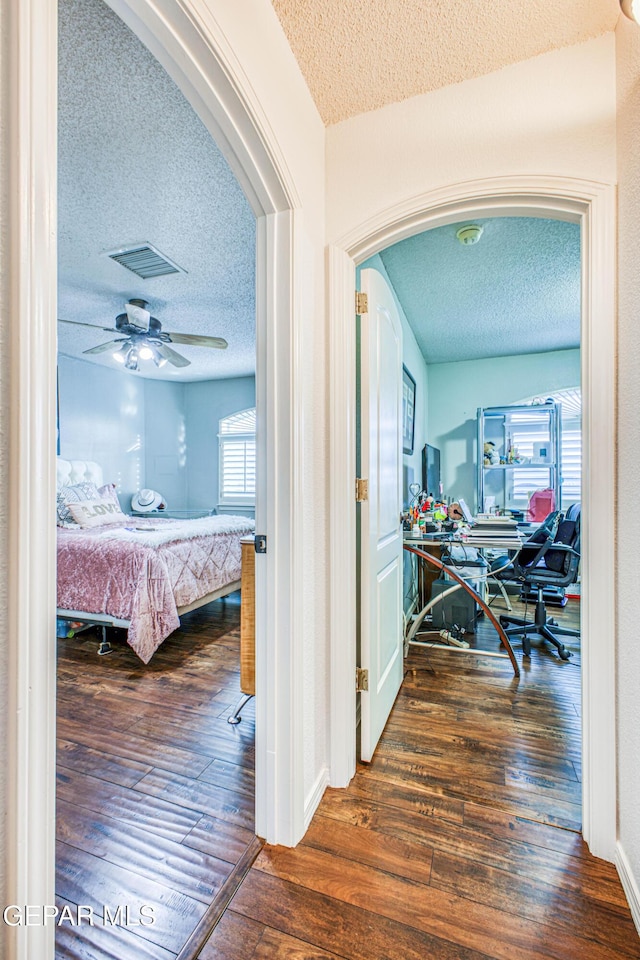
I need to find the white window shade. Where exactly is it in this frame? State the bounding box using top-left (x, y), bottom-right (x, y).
top-left (219, 408), bottom-right (256, 505)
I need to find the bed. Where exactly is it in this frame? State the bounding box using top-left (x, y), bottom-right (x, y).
top-left (56, 458), bottom-right (255, 662)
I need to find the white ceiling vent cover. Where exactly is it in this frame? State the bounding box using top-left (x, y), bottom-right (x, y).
top-left (106, 242), bottom-right (186, 279)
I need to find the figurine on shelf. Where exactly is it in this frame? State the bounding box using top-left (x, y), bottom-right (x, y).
top-left (484, 441), bottom-right (499, 466)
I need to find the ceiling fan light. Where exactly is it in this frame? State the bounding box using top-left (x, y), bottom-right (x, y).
top-left (112, 343), bottom-right (128, 364)
top-left (621, 0), bottom-right (640, 21)
top-left (138, 344), bottom-right (154, 361)
top-left (125, 347), bottom-right (139, 371)
top-left (153, 353), bottom-right (168, 368)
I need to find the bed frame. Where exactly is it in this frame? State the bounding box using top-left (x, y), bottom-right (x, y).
top-left (56, 458), bottom-right (241, 654)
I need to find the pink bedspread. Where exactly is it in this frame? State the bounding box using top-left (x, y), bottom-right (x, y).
top-left (57, 516), bottom-right (254, 662)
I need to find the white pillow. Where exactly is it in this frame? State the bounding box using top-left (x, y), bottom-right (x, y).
top-left (97, 482), bottom-right (122, 511)
top-left (56, 481), bottom-right (100, 527)
top-left (67, 499), bottom-right (127, 528)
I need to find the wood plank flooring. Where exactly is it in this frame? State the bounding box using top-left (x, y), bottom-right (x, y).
top-left (202, 597), bottom-right (640, 960)
top-left (55, 592), bottom-right (257, 960)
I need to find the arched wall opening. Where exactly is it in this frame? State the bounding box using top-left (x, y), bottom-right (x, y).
top-left (328, 175), bottom-right (616, 864)
top-left (6, 1), bottom-right (313, 957)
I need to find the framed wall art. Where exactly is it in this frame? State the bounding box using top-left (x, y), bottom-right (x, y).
top-left (402, 364), bottom-right (416, 455)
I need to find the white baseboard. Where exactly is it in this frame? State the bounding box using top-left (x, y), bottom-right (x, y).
top-left (304, 765), bottom-right (329, 832)
top-left (616, 842), bottom-right (640, 935)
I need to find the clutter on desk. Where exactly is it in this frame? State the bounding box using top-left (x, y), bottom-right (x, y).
top-left (404, 483), bottom-right (457, 536)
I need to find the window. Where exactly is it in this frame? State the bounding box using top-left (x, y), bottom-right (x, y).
top-left (511, 388), bottom-right (581, 511)
top-left (219, 407), bottom-right (256, 505)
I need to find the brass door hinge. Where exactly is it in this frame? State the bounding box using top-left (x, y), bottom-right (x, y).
top-left (356, 667), bottom-right (369, 692)
top-left (355, 291), bottom-right (368, 315)
top-left (355, 478), bottom-right (369, 502)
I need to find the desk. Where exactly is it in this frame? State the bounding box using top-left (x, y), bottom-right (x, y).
top-left (404, 538), bottom-right (521, 677)
top-left (403, 535), bottom-right (446, 611)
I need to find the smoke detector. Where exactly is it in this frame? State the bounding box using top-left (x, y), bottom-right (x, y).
top-left (456, 224), bottom-right (484, 246)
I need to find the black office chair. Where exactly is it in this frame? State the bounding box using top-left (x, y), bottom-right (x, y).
top-left (496, 505), bottom-right (581, 661)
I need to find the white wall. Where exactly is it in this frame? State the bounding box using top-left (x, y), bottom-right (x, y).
top-left (427, 349), bottom-right (580, 509)
top-left (205, 0), bottom-right (329, 810)
top-left (360, 256), bottom-right (429, 506)
top-left (185, 376), bottom-right (255, 512)
top-left (326, 36), bottom-right (617, 245)
top-left (616, 13), bottom-right (640, 923)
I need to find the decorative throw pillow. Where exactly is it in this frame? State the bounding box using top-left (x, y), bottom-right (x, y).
top-left (67, 499), bottom-right (127, 528)
top-left (56, 481), bottom-right (100, 527)
top-left (98, 482), bottom-right (122, 512)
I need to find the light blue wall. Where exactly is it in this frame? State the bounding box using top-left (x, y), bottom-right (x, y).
top-left (185, 377), bottom-right (256, 513)
top-left (360, 256), bottom-right (429, 508)
top-left (58, 355), bottom-right (146, 508)
top-left (143, 379), bottom-right (187, 510)
top-left (58, 355), bottom-right (255, 513)
top-left (427, 348), bottom-right (581, 510)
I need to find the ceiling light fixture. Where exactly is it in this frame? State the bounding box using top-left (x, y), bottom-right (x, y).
top-left (456, 224), bottom-right (484, 246)
top-left (125, 347), bottom-right (139, 372)
top-left (621, 0), bottom-right (640, 22)
top-left (112, 343), bottom-right (129, 364)
top-left (112, 339), bottom-right (168, 371)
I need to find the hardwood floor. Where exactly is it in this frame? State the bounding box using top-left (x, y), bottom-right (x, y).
top-left (55, 593), bottom-right (257, 960)
top-left (56, 594), bottom-right (639, 960)
top-left (202, 597), bottom-right (640, 960)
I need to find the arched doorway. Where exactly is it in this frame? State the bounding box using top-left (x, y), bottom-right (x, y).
top-left (6, 0), bottom-right (312, 956)
top-left (328, 175), bottom-right (616, 863)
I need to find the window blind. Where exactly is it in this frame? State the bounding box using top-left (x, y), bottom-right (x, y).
top-left (219, 407), bottom-right (256, 504)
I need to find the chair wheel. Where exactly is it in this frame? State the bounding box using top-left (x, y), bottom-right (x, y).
top-left (559, 648), bottom-right (571, 661)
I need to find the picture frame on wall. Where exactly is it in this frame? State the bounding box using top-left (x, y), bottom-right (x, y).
top-left (402, 364), bottom-right (416, 455)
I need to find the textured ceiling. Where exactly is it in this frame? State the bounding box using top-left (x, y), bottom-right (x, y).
top-left (58, 0), bottom-right (256, 382)
top-left (271, 0), bottom-right (620, 124)
top-left (59, 0), bottom-right (589, 382)
top-left (376, 217), bottom-right (581, 364)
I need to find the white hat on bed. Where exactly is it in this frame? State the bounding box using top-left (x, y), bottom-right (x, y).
top-left (131, 489), bottom-right (166, 512)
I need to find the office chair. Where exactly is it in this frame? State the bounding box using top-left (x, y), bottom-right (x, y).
top-left (497, 504), bottom-right (581, 661)
top-left (488, 509), bottom-right (560, 612)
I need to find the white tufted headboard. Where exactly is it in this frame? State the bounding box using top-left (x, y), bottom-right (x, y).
top-left (56, 458), bottom-right (104, 491)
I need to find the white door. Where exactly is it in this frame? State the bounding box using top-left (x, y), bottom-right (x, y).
top-left (359, 267), bottom-right (404, 762)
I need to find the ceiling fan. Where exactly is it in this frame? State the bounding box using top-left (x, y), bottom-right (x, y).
top-left (58, 299), bottom-right (228, 371)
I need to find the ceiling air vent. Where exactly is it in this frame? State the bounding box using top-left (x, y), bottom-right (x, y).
top-left (106, 242), bottom-right (186, 280)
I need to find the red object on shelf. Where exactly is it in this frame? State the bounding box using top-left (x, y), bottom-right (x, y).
top-left (526, 488), bottom-right (555, 522)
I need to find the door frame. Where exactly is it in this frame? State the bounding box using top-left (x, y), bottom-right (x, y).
top-left (328, 175), bottom-right (617, 863)
top-left (6, 0), bottom-right (307, 956)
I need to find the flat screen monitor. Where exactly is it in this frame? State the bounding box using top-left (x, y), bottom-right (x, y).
top-left (422, 443), bottom-right (441, 497)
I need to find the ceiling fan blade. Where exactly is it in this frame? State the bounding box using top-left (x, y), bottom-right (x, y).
top-left (166, 332), bottom-right (228, 350)
top-left (82, 339), bottom-right (124, 356)
top-left (156, 342), bottom-right (191, 368)
top-left (58, 318), bottom-right (116, 333)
